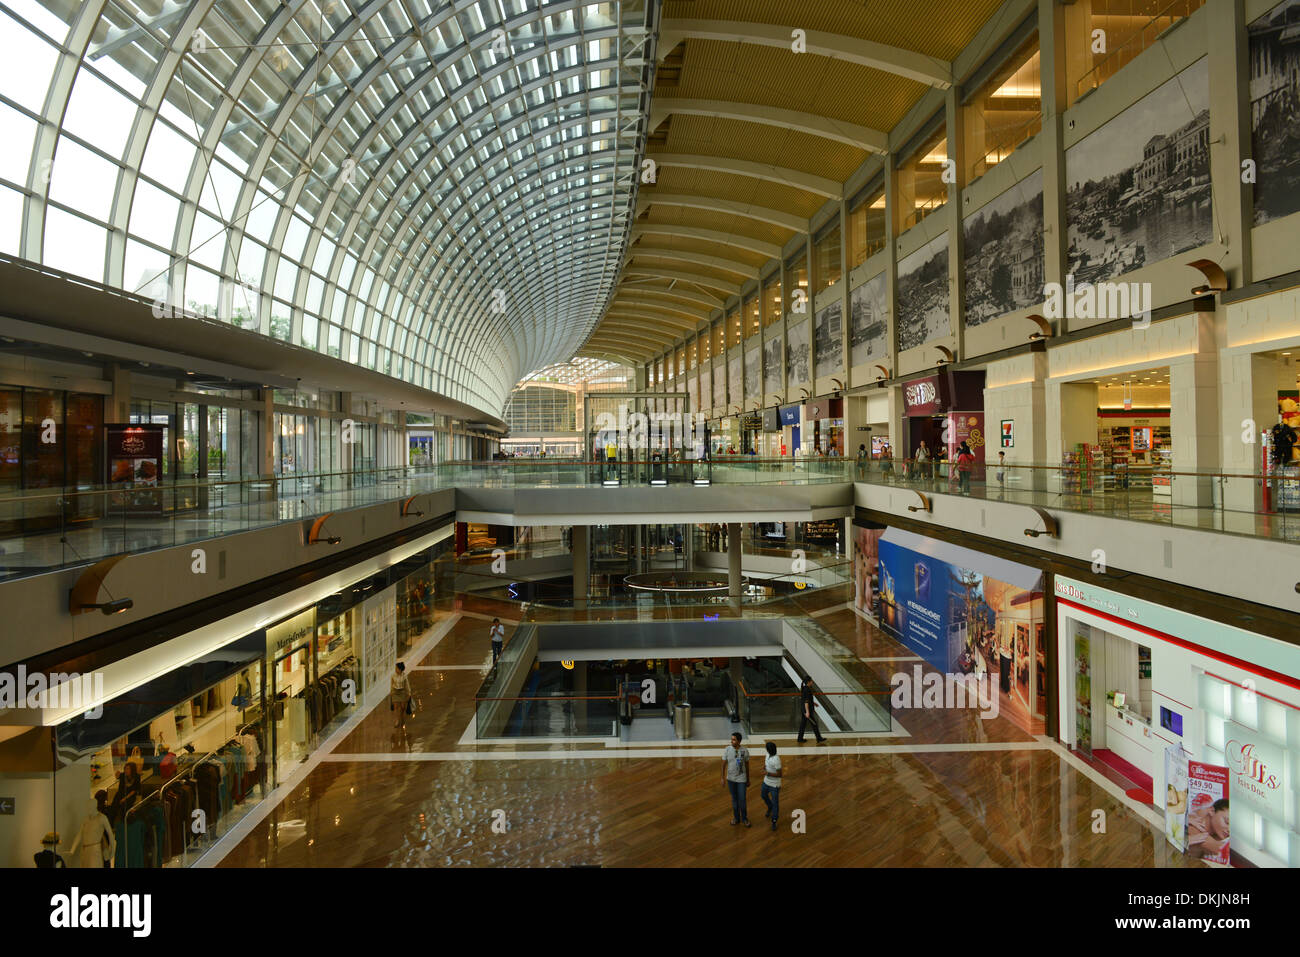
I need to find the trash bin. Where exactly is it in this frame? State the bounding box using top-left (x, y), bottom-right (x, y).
top-left (674, 702), bottom-right (692, 739)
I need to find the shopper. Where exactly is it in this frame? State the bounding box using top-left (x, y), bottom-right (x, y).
top-left (489, 617), bottom-right (506, 665)
top-left (956, 441), bottom-right (976, 494)
top-left (996, 450), bottom-right (1006, 487)
top-left (855, 443), bottom-right (869, 479)
top-left (722, 731), bottom-right (751, 826)
top-left (796, 676), bottom-right (827, 743)
top-left (880, 444), bottom-right (894, 482)
top-left (914, 440), bottom-right (930, 481)
top-left (391, 661), bottom-right (412, 729)
top-left (760, 741), bottom-right (782, 831)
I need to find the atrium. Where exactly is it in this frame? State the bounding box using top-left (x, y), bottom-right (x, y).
top-left (0, 0), bottom-right (1292, 920)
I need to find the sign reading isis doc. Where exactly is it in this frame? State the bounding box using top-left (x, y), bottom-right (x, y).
top-left (1225, 721), bottom-right (1285, 820)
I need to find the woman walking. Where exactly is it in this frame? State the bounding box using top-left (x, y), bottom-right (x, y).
top-left (760, 741), bottom-right (782, 832)
top-left (391, 661), bottom-right (412, 730)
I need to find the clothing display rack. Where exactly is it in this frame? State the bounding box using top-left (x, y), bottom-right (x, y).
top-left (116, 726), bottom-right (264, 868)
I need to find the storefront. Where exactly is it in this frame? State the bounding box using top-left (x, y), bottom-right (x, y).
top-left (803, 397), bottom-right (844, 455)
top-left (0, 386), bottom-right (104, 533)
top-left (901, 372), bottom-right (985, 465)
top-left (778, 404), bottom-right (800, 454)
top-left (0, 539), bottom-right (449, 869)
top-left (866, 527), bottom-right (1046, 734)
top-left (1058, 370), bottom-right (1173, 497)
top-left (1054, 575), bottom-right (1300, 867)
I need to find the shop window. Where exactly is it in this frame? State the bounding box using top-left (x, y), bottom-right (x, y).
top-left (964, 34), bottom-right (1041, 182)
top-left (897, 125), bottom-right (948, 232)
top-left (847, 186), bottom-right (886, 268)
top-left (813, 222), bottom-right (842, 294)
top-left (0, 388), bottom-right (20, 492)
top-left (1066, 0), bottom-right (1204, 106)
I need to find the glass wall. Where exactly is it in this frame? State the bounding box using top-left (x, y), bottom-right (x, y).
top-left (813, 221), bottom-right (842, 294)
top-left (898, 125), bottom-right (949, 231)
top-left (964, 34), bottom-right (1041, 181)
top-left (847, 185), bottom-right (887, 268)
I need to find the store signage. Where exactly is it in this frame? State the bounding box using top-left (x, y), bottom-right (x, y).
top-left (778, 404), bottom-right (800, 426)
top-left (267, 607), bottom-right (317, 656)
top-left (0, 796), bottom-right (13, 815)
top-left (762, 407), bottom-right (779, 431)
top-left (1225, 722), bottom-right (1285, 818)
top-left (902, 376), bottom-right (946, 416)
top-left (1054, 578), bottom-right (1141, 622)
top-left (1000, 419), bottom-right (1014, 448)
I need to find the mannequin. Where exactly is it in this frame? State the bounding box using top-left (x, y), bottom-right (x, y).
top-left (34, 832), bottom-right (64, 868)
top-left (68, 798), bottom-right (115, 868)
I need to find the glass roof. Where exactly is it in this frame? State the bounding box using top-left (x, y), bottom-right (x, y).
top-left (0, 0), bottom-right (654, 415)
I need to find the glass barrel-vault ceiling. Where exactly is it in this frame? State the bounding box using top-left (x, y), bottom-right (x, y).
top-left (0, 0), bottom-right (656, 415)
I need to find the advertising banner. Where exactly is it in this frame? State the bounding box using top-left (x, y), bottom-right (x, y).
top-left (1185, 760), bottom-right (1230, 864)
top-left (902, 376), bottom-right (945, 416)
top-left (1164, 746), bottom-right (1189, 852)
top-left (778, 404), bottom-right (800, 426)
top-left (106, 423), bottom-right (164, 514)
top-left (876, 534), bottom-right (1044, 732)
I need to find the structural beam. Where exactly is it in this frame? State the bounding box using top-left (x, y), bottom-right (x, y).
top-left (630, 223), bottom-right (782, 260)
top-left (636, 193), bottom-right (806, 232)
top-left (650, 98), bottom-right (888, 153)
top-left (648, 153), bottom-right (841, 198)
top-left (658, 18), bottom-right (952, 88)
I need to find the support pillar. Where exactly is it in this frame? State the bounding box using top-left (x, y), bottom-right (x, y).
top-left (572, 524), bottom-right (590, 612)
top-left (727, 522), bottom-right (741, 606)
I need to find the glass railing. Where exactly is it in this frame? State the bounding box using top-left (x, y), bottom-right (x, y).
top-left (737, 683), bottom-right (891, 735)
top-left (852, 458), bottom-right (1300, 542)
top-left (443, 555), bottom-right (853, 611)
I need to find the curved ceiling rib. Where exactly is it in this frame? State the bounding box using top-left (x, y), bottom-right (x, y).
top-left (579, 0), bottom-right (1005, 372)
top-left (9, 0), bottom-right (658, 416)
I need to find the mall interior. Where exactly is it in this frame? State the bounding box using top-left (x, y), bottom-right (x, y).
top-left (0, 0), bottom-right (1297, 873)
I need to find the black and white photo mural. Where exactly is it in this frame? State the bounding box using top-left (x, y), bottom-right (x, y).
top-left (699, 363), bottom-right (711, 409)
top-left (712, 358), bottom-right (725, 407)
top-left (745, 342), bottom-right (760, 402)
top-left (896, 233), bottom-right (950, 350)
top-left (963, 169), bottom-right (1044, 325)
top-left (728, 353), bottom-right (742, 406)
top-left (814, 300), bottom-right (843, 375)
top-left (787, 319), bottom-right (810, 385)
top-left (763, 334), bottom-right (783, 397)
top-left (1249, 0), bottom-right (1300, 225)
top-left (686, 374), bottom-right (698, 414)
top-left (1066, 57), bottom-right (1211, 283)
top-left (850, 273), bottom-right (888, 367)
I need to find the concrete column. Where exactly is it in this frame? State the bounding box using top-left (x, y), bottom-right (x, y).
top-left (946, 84), bottom-right (965, 360)
top-left (1207, 0), bottom-right (1252, 288)
top-left (727, 522), bottom-right (741, 605)
top-left (1048, 380), bottom-right (1097, 492)
top-left (104, 362), bottom-right (131, 423)
top-left (1038, 0), bottom-right (1070, 325)
top-left (1169, 311), bottom-right (1221, 510)
top-left (883, 152), bottom-right (901, 379)
top-left (260, 388), bottom-right (275, 478)
top-left (1220, 349), bottom-right (1289, 527)
top-left (572, 524), bottom-right (589, 612)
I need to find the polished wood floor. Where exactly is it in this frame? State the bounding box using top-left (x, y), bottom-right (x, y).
top-left (216, 606), bottom-right (1198, 868)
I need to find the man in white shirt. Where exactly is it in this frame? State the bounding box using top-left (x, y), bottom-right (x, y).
top-left (489, 618), bottom-right (506, 665)
top-left (760, 741), bottom-right (782, 832)
top-left (722, 732), bottom-right (751, 827)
